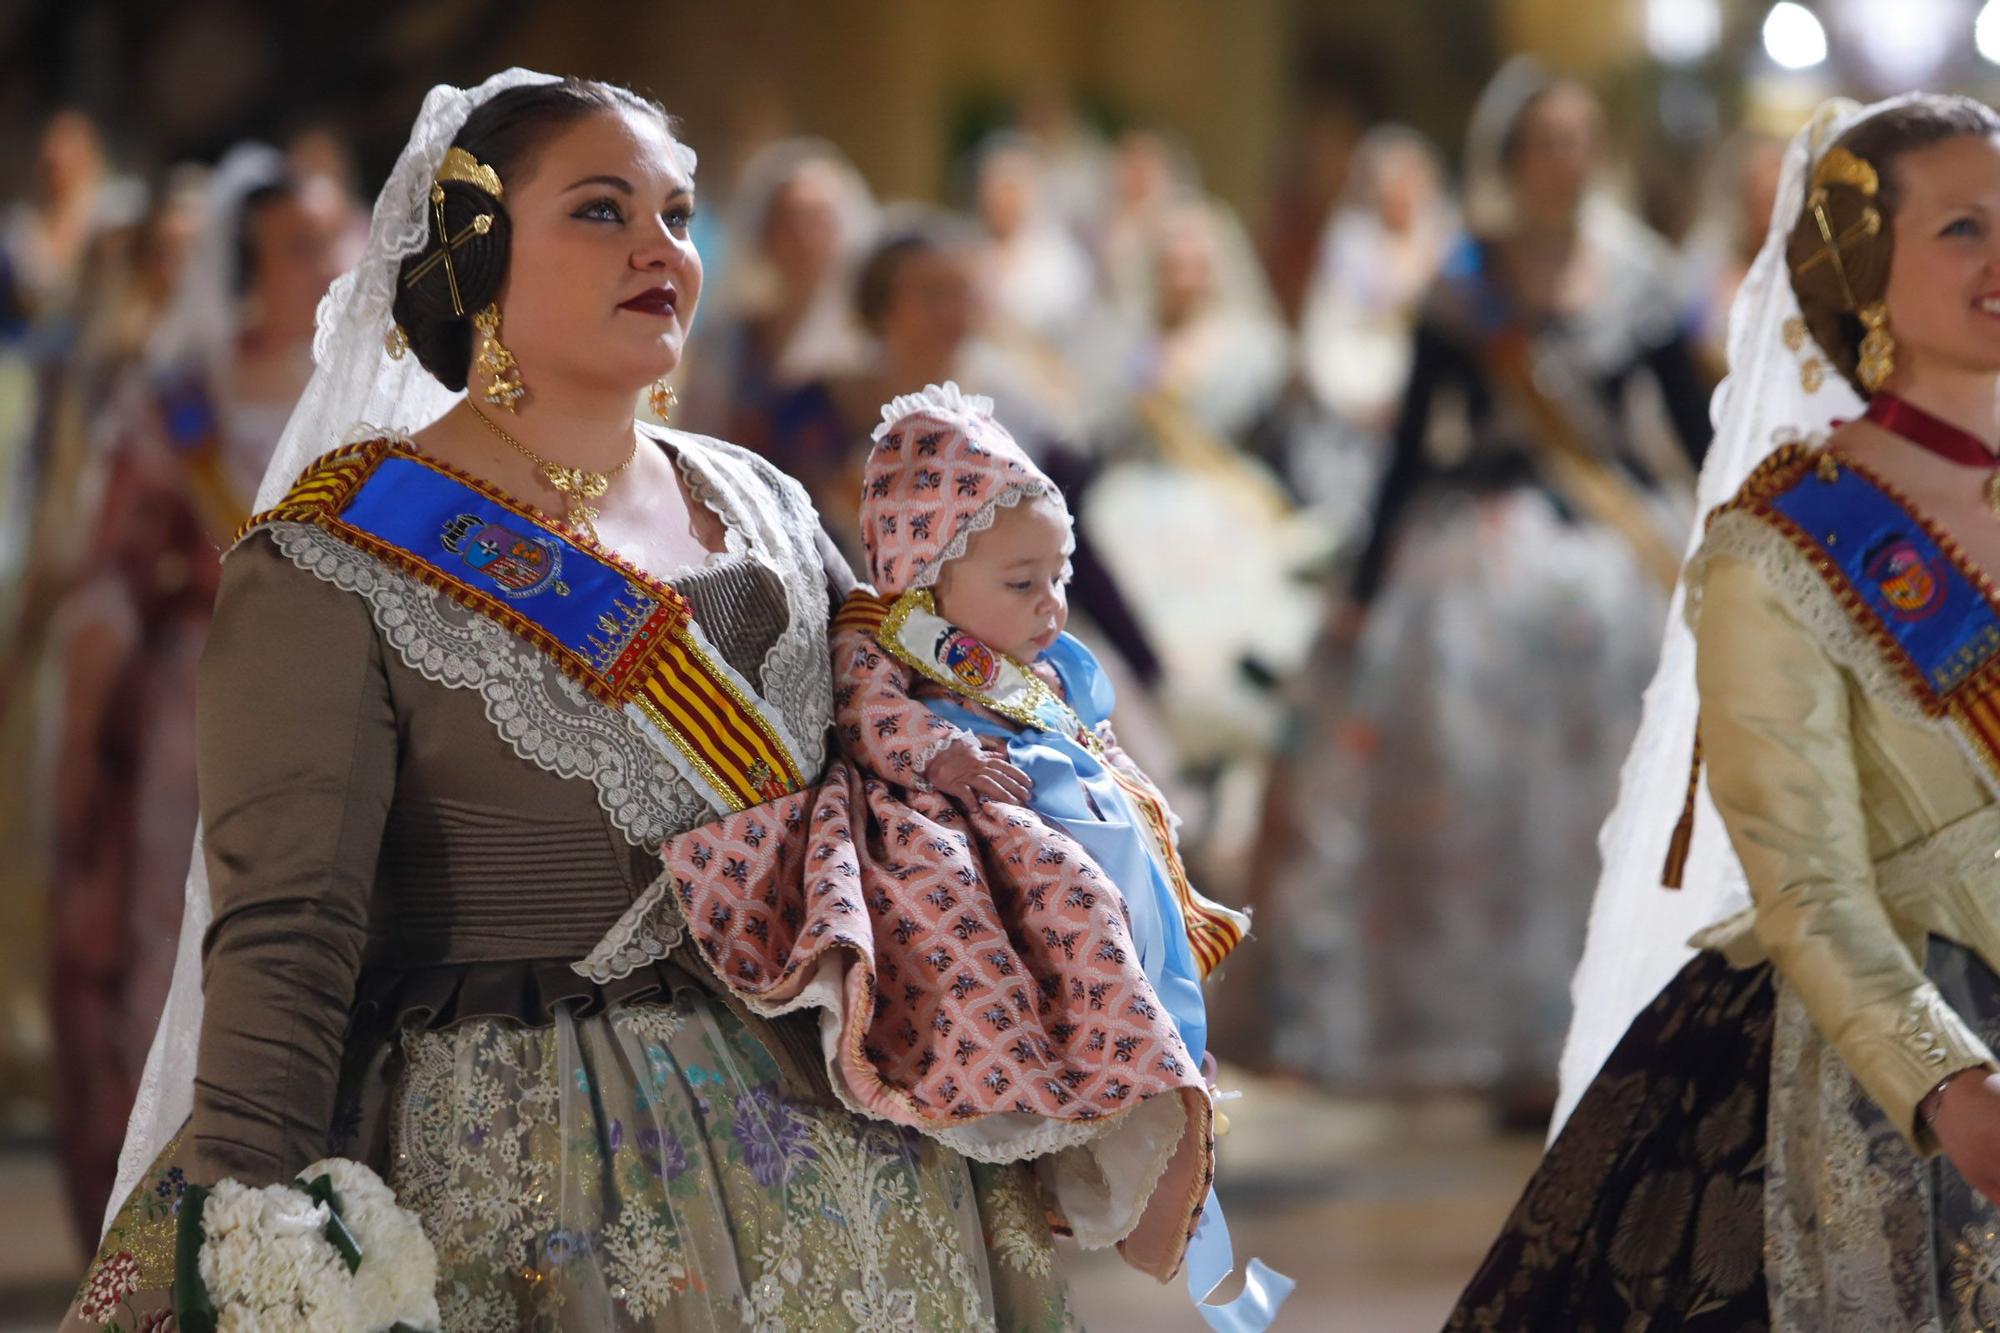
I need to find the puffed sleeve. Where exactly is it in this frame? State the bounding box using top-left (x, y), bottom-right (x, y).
top-left (1348, 318), bottom-right (1481, 607)
top-left (189, 533), bottom-right (397, 1185)
top-left (1695, 552), bottom-right (1993, 1150)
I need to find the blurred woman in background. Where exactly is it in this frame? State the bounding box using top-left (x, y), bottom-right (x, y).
top-left (45, 143), bottom-right (350, 1240)
top-left (1294, 125), bottom-right (1455, 525)
top-left (1239, 60), bottom-right (1710, 1124)
top-left (677, 137), bottom-right (877, 453)
top-left (1680, 127), bottom-right (1788, 372)
top-left (1083, 196), bottom-right (1313, 788)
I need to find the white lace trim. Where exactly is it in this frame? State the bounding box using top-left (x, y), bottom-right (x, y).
top-left (263, 429), bottom-right (835, 857)
top-left (576, 868), bottom-right (686, 984)
top-left (909, 728), bottom-right (978, 789)
top-left (910, 483), bottom-right (1067, 591)
top-left (270, 522), bottom-right (706, 848)
top-left (871, 381), bottom-right (996, 442)
top-left (1764, 977), bottom-right (1920, 1331)
top-left (1036, 1093), bottom-right (1194, 1251)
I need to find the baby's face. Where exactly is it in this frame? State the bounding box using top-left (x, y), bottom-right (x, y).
top-left (931, 494), bottom-right (1071, 663)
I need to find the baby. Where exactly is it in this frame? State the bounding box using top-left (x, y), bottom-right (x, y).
top-left (591, 385), bottom-right (1286, 1326)
top-left (846, 392), bottom-right (1247, 1073)
top-left (844, 387), bottom-right (1288, 1329)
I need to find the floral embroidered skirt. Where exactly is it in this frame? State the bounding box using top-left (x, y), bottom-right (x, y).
top-left (1447, 941), bottom-right (2000, 1331)
top-left (65, 985), bottom-right (1080, 1332)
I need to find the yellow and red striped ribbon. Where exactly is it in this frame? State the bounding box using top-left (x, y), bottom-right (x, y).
top-left (1108, 766), bottom-right (1245, 977)
top-left (1952, 685), bottom-right (2000, 790)
top-left (832, 588), bottom-right (893, 636)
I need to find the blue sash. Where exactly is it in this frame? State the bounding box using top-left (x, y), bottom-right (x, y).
top-left (1767, 462), bottom-right (2000, 700)
top-left (242, 439), bottom-right (806, 812)
top-left (340, 455), bottom-right (663, 676)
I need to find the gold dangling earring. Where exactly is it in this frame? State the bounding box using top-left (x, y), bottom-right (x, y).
top-left (473, 304), bottom-right (526, 411)
top-left (1858, 301), bottom-right (1897, 393)
top-left (385, 324), bottom-right (411, 361)
top-left (648, 380), bottom-right (677, 422)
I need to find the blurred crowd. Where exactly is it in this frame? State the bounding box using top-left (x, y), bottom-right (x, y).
top-left (0, 61), bottom-right (1783, 1246)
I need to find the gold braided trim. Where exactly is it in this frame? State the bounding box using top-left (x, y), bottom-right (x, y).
top-left (233, 438), bottom-right (387, 544)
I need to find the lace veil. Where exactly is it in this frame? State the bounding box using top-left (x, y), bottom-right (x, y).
top-left (1552, 96), bottom-right (1921, 1134)
top-left (145, 142), bottom-right (288, 386)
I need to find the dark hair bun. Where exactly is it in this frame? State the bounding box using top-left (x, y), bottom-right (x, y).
top-left (1783, 173), bottom-right (1886, 398)
top-left (391, 179), bottom-right (511, 391)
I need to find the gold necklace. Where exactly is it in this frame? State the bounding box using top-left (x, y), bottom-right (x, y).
top-left (467, 400), bottom-right (637, 543)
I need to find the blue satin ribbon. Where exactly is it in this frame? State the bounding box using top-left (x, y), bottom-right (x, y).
top-left (1185, 1192), bottom-right (1297, 1331)
top-left (926, 632), bottom-right (1294, 1329)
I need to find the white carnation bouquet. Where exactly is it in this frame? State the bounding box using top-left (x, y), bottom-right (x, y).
top-left (178, 1157), bottom-right (439, 1332)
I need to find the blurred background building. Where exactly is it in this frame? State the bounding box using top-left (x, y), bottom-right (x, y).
top-left (0, 0), bottom-right (1992, 1326)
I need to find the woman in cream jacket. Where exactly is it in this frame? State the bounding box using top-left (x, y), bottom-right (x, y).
top-left (1452, 92), bottom-right (2000, 1332)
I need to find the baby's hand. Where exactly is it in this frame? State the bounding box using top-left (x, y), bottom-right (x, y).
top-left (924, 741), bottom-right (1034, 806)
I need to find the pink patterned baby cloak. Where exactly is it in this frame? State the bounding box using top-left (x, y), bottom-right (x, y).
top-left (647, 385), bottom-right (1215, 1280)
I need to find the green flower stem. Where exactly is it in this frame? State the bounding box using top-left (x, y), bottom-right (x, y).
top-left (171, 1183), bottom-right (217, 1333)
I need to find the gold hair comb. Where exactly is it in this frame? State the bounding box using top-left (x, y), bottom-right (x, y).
top-left (403, 146), bottom-right (503, 317)
top-left (1811, 146), bottom-right (1879, 200)
top-left (435, 146), bottom-right (504, 199)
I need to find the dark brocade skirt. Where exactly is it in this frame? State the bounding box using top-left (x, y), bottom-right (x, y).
top-left (1447, 941), bottom-right (2000, 1333)
top-left (1446, 950), bottom-right (1773, 1331)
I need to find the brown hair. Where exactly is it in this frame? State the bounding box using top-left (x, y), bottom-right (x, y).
top-left (391, 77), bottom-right (676, 392)
top-left (1786, 95), bottom-right (2000, 396)
top-left (853, 207), bottom-right (977, 334)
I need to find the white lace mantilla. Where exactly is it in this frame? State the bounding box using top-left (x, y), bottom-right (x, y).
top-left (265, 427), bottom-right (834, 865)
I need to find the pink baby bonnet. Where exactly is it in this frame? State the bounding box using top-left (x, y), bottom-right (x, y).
top-left (859, 382), bottom-right (1070, 598)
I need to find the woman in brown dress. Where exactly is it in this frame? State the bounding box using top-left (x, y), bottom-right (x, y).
top-left (65, 70), bottom-right (1076, 1333)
